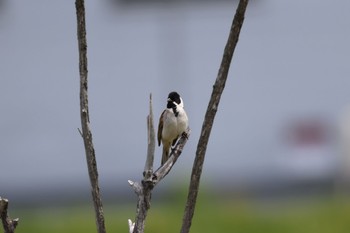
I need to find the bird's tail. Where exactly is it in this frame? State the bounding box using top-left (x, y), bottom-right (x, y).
top-left (161, 146), bottom-right (170, 166)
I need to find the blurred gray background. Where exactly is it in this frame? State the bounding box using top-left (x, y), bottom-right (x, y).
top-left (1, 0), bottom-right (350, 203)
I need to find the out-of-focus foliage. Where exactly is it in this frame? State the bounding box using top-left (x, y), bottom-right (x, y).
top-left (14, 193), bottom-right (350, 233)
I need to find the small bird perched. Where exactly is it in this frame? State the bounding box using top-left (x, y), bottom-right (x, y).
top-left (157, 92), bottom-right (189, 165)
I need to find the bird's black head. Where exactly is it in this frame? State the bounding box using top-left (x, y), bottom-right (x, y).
top-left (167, 91), bottom-right (181, 108)
top-left (168, 92), bottom-right (181, 104)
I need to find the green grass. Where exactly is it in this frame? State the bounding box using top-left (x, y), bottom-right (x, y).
top-left (12, 194), bottom-right (350, 233)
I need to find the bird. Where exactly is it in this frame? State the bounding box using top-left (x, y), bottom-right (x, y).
top-left (157, 91), bottom-right (189, 166)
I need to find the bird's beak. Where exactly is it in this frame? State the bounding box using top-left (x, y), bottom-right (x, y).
top-left (167, 98), bottom-right (171, 102)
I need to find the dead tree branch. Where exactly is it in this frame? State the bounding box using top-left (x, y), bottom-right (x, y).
top-left (75, 1), bottom-right (107, 233)
top-left (128, 94), bottom-right (190, 233)
top-left (180, 1), bottom-right (249, 233)
top-left (143, 94), bottom-right (155, 181)
top-left (0, 197), bottom-right (19, 233)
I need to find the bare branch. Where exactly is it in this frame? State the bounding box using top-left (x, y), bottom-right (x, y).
top-left (128, 94), bottom-right (156, 233)
top-left (75, 1), bottom-right (106, 233)
top-left (144, 94), bottom-right (155, 181)
top-left (181, 1), bottom-right (250, 233)
top-left (128, 219), bottom-right (135, 233)
top-left (0, 197), bottom-right (19, 233)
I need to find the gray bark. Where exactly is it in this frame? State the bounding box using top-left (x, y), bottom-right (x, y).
top-left (180, 1), bottom-right (249, 232)
top-left (75, 1), bottom-right (107, 233)
top-left (0, 197), bottom-right (18, 233)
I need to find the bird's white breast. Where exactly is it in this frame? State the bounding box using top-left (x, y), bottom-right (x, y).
top-left (176, 107), bottom-right (188, 135)
top-left (162, 107), bottom-right (188, 142)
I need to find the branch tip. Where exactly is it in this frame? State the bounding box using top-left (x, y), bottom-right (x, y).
top-left (77, 128), bottom-right (83, 137)
top-left (128, 219), bottom-right (135, 233)
top-left (128, 180), bottom-right (134, 186)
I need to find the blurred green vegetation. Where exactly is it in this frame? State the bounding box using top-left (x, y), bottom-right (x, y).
top-left (12, 192), bottom-right (350, 233)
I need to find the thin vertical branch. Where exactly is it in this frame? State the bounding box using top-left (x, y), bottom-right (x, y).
top-left (0, 197), bottom-right (18, 233)
top-left (180, 1), bottom-right (249, 232)
top-left (129, 94), bottom-right (156, 233)
top-left (75, 1), bottom-right (106, 233)
top-left (144, 94), bottom-right (155, 181)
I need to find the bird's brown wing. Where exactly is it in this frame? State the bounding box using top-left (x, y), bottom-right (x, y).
top-left (157, 110), bottom-right (165, 146)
